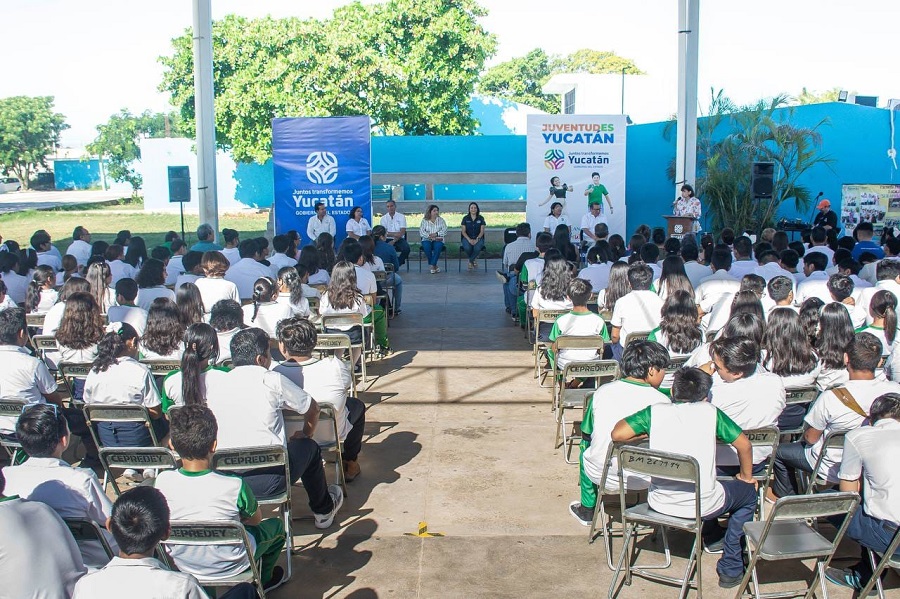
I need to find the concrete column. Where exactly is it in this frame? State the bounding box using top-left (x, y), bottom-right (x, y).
top-left (192, 0), bottom-right (218, 239)
top-left (675, 0), bottom-right (700, 196)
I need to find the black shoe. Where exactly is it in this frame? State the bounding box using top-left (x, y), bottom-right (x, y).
top-left (394, 309), bottom-right (402, 316)
top-left (263, 566), bottom-right (285, 590)
top-left (718, 572), bottom-right (744, 589)
top-left (568, 501), bottom-right (593, 527)
top-left (824, 566), bottom-right (878, 596)
top-left (703, 536), bottom-right (725, 554)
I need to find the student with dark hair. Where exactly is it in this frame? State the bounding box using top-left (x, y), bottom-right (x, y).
top-left (135, 259), bottom-right (175, 311)
top-left (140, 298), bottom-right (184, 361)
top-left (516, 231), bottom-right (555, 326)
top-left (56, 291), bottom-right (105, 365)
top-left (577, 244), bottom-right (612, 293)
top-left (154, 405), bottom-right (287, 589)
top-left (856, 258), bottom-right (900, 325)
top-left (209, 299), bottom-right (244, 364)
top-left (530, 252), bottom-right (573, 342)
top-left (852, 221), bottom-right (884, 261)
top-left (548, 278), bottom-right (608, 372)
top-left (612, 366), bottom-right (757, 587)
top-left (609, 262), bottom-right (663, 352)
top-left (570, 340), bottom-right (670, 526)
top-left (31, 229), bottom-right (61, 271)
top-left (598, 261), bottom-right (631, 314)
top-left (123, 236), bottom-right (148, 271)
top-left (696, 247), bottom-right (740, 329)
top-left (808, 226), bottom-right (835, 260)
top-left (164, 239), bottom-right (187, 286)
top-left (729, 236), bottom-right (756, 279)
top-left (196, 250), bottom-right (240, 312)
top-left (857, 289), bottom-right (898, 356)
top-left (268, 234), bottom-right (297, 271)
top-left (779, 248), bottom-right (803, 283)
top-left (66, 225), bottom-right (93, 266)
top-left (72, 486), bottom-right (257, 598)
top-left (160, 323), bottom-right (226, 413)
top-left (106, 243), bottom-right (137, 286)
top-left (765, 275), bottom-right (796, 315)
top-left (795, 251), bottom-right (831, 304)
top-left (174, 250), bottom-right (204, 289)
top-left (150, 245), bottom-right (171, 263)
top-left (25, 265), bottom-right (57, 313)
top-left (225, 239), bottom-right (275, 300)
top-left (276, 266), bottom-right (310, 318)
top-left (772, 333), bottom-right (900, 500)
top-left (299, 244), bottom-right (329, 286)
top-left (815, 302), bottom-right (855, 389)
top-left (174, 281), bottom-right (205, 327)
top-left (242, 276), bottom-right (291, 336)
top-left (371, 226), bottom-right (403, 314)
top-left (275, 317), bottom-right (367, 481)
top-left (3, 403), bottom-right (118, 565)
top-left (639, 243), bottom-right (661, 279)
top-left (202, 328), bottom-right (344, 527)
top-left (0, 466), bottom-right (87, 598)
top-left (221, 227), bottom-right (241, 264)
top-left (680, 241), bottom-right (708, 288)
top-left (656, 255), bottom-right (693, 303)
top-left (649, 290), bottom-right (703, 390)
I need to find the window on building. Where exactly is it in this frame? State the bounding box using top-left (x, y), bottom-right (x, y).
top-left (564, 89), bottom-right (576, 114)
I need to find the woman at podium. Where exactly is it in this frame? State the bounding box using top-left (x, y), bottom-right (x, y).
top-left (672, 184), bottom-right (701, 232)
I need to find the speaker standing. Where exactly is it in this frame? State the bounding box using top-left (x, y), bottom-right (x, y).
top-left (672, 184), bottom-right (701, 233)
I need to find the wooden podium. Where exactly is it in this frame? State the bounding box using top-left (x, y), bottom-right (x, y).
top-left (664, 215), bottom-right (697, 239)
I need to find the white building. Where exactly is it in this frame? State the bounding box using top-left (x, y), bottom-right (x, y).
top-left (542, 73), bottom-right (675, 124)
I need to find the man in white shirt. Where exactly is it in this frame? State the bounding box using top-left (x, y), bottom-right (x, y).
top-left (856, 259), bottom-right (900, 326)
top-left (728, 236), bottom-right (757, 280)
top-left (220, 228), bottom-right (242, 265)
top-left (268, 234), bottom-right (298, 272)
top-left (164, 239), bottom-right (187, 285)
top-left (32, 231), bottom-right (62, 271)
top-left (306, 202), bottom-right (337, 244)
top-left (107, 280), bottom-right (148, 337)
top-left (795, 251), bottom-right (831, 305)
top-left (65, 225), bottom-right (93, 267)
top-left (825, 393), bottom-right (900, 593)
top-left (2, 404), bottom-right (117, 566)
top-left (770, 333), bottom-right (900, 499)
top-left (578, 246), bottom-right (612, 293)
top-left (499, 223), bottom-right (533, 313)
top-left (580, 202), bottom-right (605, 247)
top-left (225, 240), bottom-right (275, 300)
top-left (0, 468), bottom-right (87, 599)
top-left (681, 243), bottom-right (711, 289)
top-left (342, 242), bottom-right (377, 297)
top-left (204, 328), bottom-right (342, 523)
top-left (72, 485), bottom-right (257, 599)
top-left (806, 227), bottom-right (835, 264)
top-left (696, 248), bottom-right (740, 328)
top-left (779, 249), bottom-right (805, 284)
top-left (609, 262), bottom-right (664, 348)
top-left (379, 200), bottom-right (410, 265)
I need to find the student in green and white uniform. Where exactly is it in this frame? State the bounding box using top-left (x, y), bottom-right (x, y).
top-left (548, 279), bottom-right (609, 369)
top-left (569, 341), bottom-right (670, 527)
top-left (648, 289), bottom-right (704, 392)
top-left (856, 289), bottom-right (897, 356)
top-left (154, 405), bottom-right (287, 589)
top-left (160, 323), bottom-right (230, 414)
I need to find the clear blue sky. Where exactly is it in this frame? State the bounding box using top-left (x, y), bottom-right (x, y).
top-left (2, 0), bottom-right (896, 146)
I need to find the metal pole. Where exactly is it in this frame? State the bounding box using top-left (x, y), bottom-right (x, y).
top-left (675, 0), bottom-right (700, 195)
top-left (192, 0), bottom-right (218, 240)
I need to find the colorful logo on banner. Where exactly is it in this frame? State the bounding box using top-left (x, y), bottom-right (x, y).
top-left (272, 117), bottom-right (371, 244)
top-left (544, 149), bottom-right (565, 170)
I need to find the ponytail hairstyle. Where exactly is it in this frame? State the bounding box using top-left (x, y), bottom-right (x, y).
top-left (85, 261), bottom-right (112, 311)
top-left (175, 282), bottom-right (205, 327)
top-left (25, 265), bottom-right (55, 313)
top-left (277, 267), bottom-right (303, 306)
top-left (250, 277), bottom-right (277, 323)
top-left (728, 290), bottom-right (765, 323)
top-left (180, 323), bottom-right (219, 406)
top-left (870, 289), bottom-right (898, 345)
top-left (61, 255), bottom-right (79, 282)
top-left (17, 248), bottom-right (37, 276)
top-left (92, 322), bottom-right (139, 373)
top-left (815, 302), bottom-right (855, 369)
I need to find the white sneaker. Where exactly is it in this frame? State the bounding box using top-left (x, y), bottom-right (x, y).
top-left (141, 468), bottom-right (156, 481)
top-left (313, 484), bottom-right (344, 529)
top-left (122, 468), bottom-right (143, 483)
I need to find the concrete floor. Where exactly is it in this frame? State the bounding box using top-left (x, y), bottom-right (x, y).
top-left (267, 260), bottom-right (887, 598)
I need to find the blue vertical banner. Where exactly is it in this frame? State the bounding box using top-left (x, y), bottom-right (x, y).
top-left (272, 116), bottom-right (371, 244)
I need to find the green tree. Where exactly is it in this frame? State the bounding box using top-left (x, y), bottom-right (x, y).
top-left (87, 109), bottom-right (184, 194)
top-left (795, 87), bottom-right (843, 105)
top-left (158, 0), bottom-right (496, 164)
top-left (664, 89), bottom-right (834, 234)
top-left (0, 96), bottom-right (68, 189)
top-left (477, 48), bottom-right (643, 113)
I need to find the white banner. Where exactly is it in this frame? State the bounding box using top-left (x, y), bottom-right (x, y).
top-left (526, 115), bottom-right (627, 242)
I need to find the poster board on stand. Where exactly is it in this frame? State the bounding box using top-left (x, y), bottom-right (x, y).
top-left (841, 184), bottom-right (900, 237)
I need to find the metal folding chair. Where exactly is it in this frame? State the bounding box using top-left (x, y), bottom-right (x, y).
top-left (140, 359), bottom-right (182, 377)
top-left (382, 263), bottom-right (397, 319)
top-left (609, 446), bottom-right (703, 599)
top-left (161, 521), bottom-right (267, 598)
top-left (417, 242), bottom-right (448, 272)
top-left (373, 269), bottom-right (391, 325)
top-left (99, 446), bottom-right (179, 496)
top-left (858, 526), bottom-right (900, 599)
top-left (64, 517), bottom-right (115, 565)
top-left (321, 313), bottom-right (368, 384)
top-left (286, 404), bottom-right (347, 496)
top-left (780, 387), bottom-right (820, 438)
top-left (58, 361), bottom-right (93, 406)
top-left (802, 431), bottom-right (847, 495)
top-left (623, 330), bottom-right (652, 347)
top-left (533, 308), bottom-right (570, 384)
top-left (555, 360), bottom-right (620, 464)
top-left (717, 427), bottom-right (779, 516)
top-left (0, 399), bottom-right (26, 462)
top-left (84, 404), bottom-right (161, 490)
top-left (314, 333), bottom-right (357, 397)
top-left (735, 492), bottom-right (860, 599)
top-left (31, 334), bottom-right (59, 365)
top-left (212, 445), bottom-right (293, 585)
top-left (457, 233), bottom-right (488, 272)
top-left (550, 335), bottom-right (605, 409)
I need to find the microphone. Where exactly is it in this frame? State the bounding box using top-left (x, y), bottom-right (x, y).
top-left (815, 191), bottom-right (824, 200)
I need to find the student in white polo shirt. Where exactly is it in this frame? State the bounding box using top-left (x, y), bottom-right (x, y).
top-left (0, 468), bottom-right (87, 599)
top-left (795, 251), bottom-right (831, 305)
top-left (276, 266), bottom-right (311, 318)
top-left (856, 289), bottom-right (897, 356)
top-left (2, 404), bottom-right (118, 566)
top-left (337, 242), bottom-right (390, 352)
top-left (824, 393), bottom-right (900, 593)
top-left (160, 323), bottom-right (229, 413)
top-left (275, 317), bottom-right (367, 482)
top-left (548, 278), bottom-right (608, 373)
top-left (530, 251), bottom-right (574, 342)
top-left (203, 328), bottom-right (344, 524)
top-left (72, 486), bottom-right (257, 599)
top-left (769, 332), bottom-right (900, 499)
top-left (612, 367), bottom-right (758, 588)
top-left (518, 232), bottom-right (554, 326)
top-left (0, 308), bottom-right (64, 437)
top-left (764, 275), bottom-right (797, 317)
top-left (225, 240), bottom-right (275, 300)
top-left (135, 259), bottom-right (175, 311)
top-left (154, 405), bottom-right (288, 590)
top-left (856, 259), bottom-right (900, 326)
top-left (195, 251), bottom-right (240, 314)
top-left (220, 228), bottom-right (241, 265)
top-left (66, 225), bottom-right (93, 267)
top-left (577, 246), bottom-right (612, 293)
top-left (106, 244), bottom-right (137, 286)
top-left (825, 273), bottom-right (865, 328)
top-left (609, 262), bottom-right (664, 356)
top-left (208, 300), bottom-right (243, 365)
top-left (268, 234), bottom-right (298, 272)
top-left (727, 236), bottom-right (757, 280)
top-left (242, 277), bottom-right (292, 337)
top-left (696, 247), bottom-right (740, 328)
top-left (570, 340), bottom-right (670, 526)
top-left (704, 335), bottom-right (785, 473)
top-left (106, 278), bottom-right (148, 336)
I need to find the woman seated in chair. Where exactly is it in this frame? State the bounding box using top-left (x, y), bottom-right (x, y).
top-left (419, 204), bottom-right (447, 274)
top-left (460, 202), bottom-right (486, 270)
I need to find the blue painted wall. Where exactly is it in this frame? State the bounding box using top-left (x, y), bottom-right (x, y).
top-left (54, 158), bottom-right (105, 190)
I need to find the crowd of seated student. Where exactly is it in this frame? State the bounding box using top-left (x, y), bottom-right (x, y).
top-left (0, 222), bottom-right (394, 594)
top-left (501, 221), bottom-right (900, 591)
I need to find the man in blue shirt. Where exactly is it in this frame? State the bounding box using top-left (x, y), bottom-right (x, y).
top-left (190, 223), bottom-right (224, 252)
top-left (852, 222), bottom-right (885, 261)
top-left (372, 226), bottom-right (403, 315)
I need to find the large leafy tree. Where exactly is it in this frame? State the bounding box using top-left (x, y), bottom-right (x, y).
top-left (477, 48), bottom-right (643, 114)
top-left (665, 89), bottom-right (834, 233)
top-left (159, 0), bottom-right (496, 163)
top-left (0, 96), bottom-right (68, 189)
top-left (795, 87), bottom-right (843, 105)
top-left (87, 109), bottom-right (184, 194)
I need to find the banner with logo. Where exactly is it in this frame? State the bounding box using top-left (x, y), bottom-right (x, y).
top-left (272, 116), bottom-right (371, 244)
top-left (841, 184), bottom-right (900, 237)
top-left (526, 115), bottom-right (627, 240)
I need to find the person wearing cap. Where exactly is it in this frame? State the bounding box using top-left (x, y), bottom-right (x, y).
top-left (813, 198), bottom-right (839, 241)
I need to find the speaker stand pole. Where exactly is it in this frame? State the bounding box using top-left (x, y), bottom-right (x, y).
top-left (180, 201), bottom-right (186, 242)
